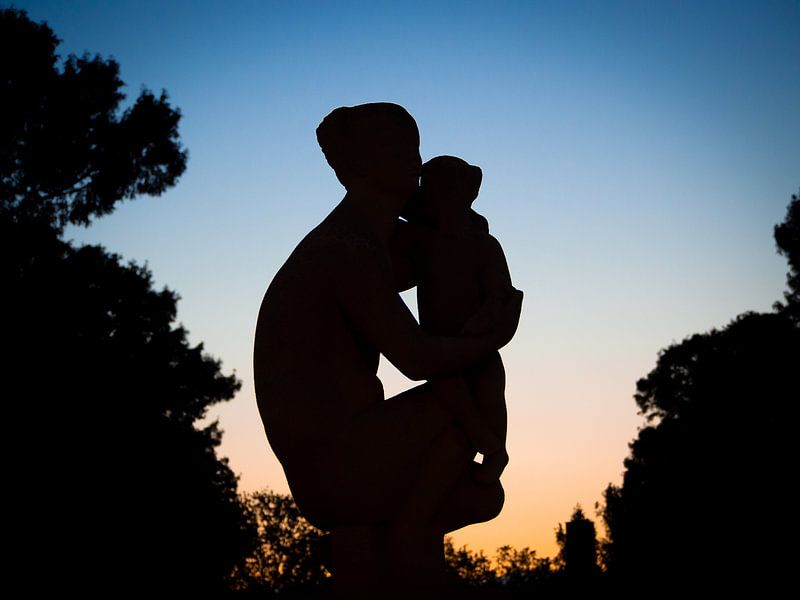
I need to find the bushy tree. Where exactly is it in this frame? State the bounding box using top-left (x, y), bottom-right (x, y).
top-left (0, 7), bottom-right (186, 231)
top-left (555, 506), bottom-right (600, 580)
top-left (231, 489), bottom-right (331, 593)
top-left (774, 193), bottom-right (799, 320)
top-left (1, 8), bottom-right (254, 593)
top-left (600, 193), bottom-right (800, 591)
top-left (443, 538), bottom-right (558, 593)
top-left (443, 538), bottom-right (497, 587)
top-left (495, 545), bottom-right (550, 589)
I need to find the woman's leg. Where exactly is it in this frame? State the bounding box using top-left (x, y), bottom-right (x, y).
top-left (321, 383), bottom-right (497, 525)
top-left (320, 383), bottom-right (504, 595)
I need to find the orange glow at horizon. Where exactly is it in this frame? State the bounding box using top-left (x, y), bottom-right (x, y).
top-left (212, 340), bottom-right (645, 559)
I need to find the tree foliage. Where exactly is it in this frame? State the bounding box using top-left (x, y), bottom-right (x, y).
top-left (774, 193), bottom-right (799, 320)
top-left (444, 537), bottom-right (558, 592)
top-left (555, 505), bottom-right (600, 580)
top-left (1, 8), bottom-right (253, 592)
top-left (225, 488), bottom-right (608, 595)
top-left (444, 538), bottom-right (497, 587)
top-left (600, 192), bottom-right (800, 590)
top-left (0, 7), bottom-right (187, 230)
top-left (495, 545), bottom-right (552, 589)
top-left (231, 489), bottom-right (331, 593)
top-left (5, 225), bottom-right (256, 592)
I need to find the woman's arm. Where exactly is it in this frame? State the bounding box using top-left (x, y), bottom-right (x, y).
top-left (334, 233), bottom-right (522, 381)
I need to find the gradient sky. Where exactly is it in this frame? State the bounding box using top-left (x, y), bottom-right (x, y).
top-left (14, 0), bottom-right (799, 558)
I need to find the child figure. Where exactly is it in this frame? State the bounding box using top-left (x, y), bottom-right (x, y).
top-left (403, 155), bottom-right (514, 485)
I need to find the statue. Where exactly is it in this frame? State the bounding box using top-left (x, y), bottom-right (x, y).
top-left (253, 102), bottom-right (522, 597)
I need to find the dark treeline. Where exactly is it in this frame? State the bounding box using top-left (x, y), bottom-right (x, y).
top-left (601, 191), bottom-right (799, 594)
top-left (231, 490), bottom-right (602, 597)
top-left (4, 6), bottom-right (797, 596)
top-left (1, 7), bottom-right (254, 593)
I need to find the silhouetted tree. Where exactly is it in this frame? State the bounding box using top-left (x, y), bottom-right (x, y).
top-left (600, 192), bottom-right (799, 592)
top-left (232, 492), bottom-right (568, 595)
top-left (231, 489), bottom-right (331, 594)
top-left (442, 538), bottom-right (560, 596)
top-left (1, 8), bottom-right (254, 593)
top-left (444, 538), bottom-right (497, 587)
top-left (495, 544), bottom-right (551, 590)
top-left (555, 506), bottom-right (600, 581)
top-left (554, 505), bottom-right (602, 596)
top-left (0, 8), bottom-right (186, 231)
top-left (774, 193), bottom-right (799, 321)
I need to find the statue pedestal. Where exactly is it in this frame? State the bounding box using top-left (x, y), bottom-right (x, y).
top-left (331, 524), bottom-right (389, 597)
top-left (331, 524), bottom-right (451, 598)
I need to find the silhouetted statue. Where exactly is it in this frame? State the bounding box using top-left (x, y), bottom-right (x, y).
top-left (399, 155), bottom-right (512, 484)
top-left (253, 103), bottom-right (523, 597)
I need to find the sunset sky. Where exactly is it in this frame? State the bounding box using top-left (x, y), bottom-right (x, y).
top-left (16, 0), bottom-right (799, 557)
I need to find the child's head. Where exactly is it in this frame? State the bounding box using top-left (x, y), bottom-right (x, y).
top-left (407, 155), bottom-right (482, 225)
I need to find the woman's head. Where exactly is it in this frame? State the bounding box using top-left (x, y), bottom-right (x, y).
top-left (317, 103), bottom-right (421, 198)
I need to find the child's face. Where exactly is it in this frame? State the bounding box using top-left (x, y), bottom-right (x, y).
top-left (418, 157), bottom-right (481, 224)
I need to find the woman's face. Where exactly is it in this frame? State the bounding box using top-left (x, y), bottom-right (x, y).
top-left (349, 121), bottom-right (422, 201)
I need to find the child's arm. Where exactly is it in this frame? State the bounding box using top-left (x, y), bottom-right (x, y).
top-left (480, 234), bottom-right (514, 298)
top-left (469, 208), bottom-right (490, 233)
top-left (460, 234), bottom-right (515, 337)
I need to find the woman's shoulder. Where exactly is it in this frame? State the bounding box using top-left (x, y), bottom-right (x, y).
top-left (306, 209), bottom-right (383, 253)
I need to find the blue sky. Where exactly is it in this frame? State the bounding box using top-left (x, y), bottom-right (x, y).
top-left (13, 0), bottom-right (799, 555)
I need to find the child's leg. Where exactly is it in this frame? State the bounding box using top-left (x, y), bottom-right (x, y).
top-left (467, 352), bottom-right (507, 440)
top-left (429, 376), bottom-right (505, 474)
top-left (466, 352), bottom-right (509, 484)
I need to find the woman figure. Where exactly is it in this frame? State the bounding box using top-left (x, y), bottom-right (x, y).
top-left (253, 102), bottom-right (522, 596)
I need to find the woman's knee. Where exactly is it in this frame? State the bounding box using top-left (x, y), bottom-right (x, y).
top-left (435, 478), bottom-right (505, 534)
top-left (463, 478), bottom-right (505, 525)
top-left (479, 480), bottom-right (505, 522)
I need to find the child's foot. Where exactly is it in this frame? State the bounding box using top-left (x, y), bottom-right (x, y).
top-left (473, 448), bottom-right (509, 484)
